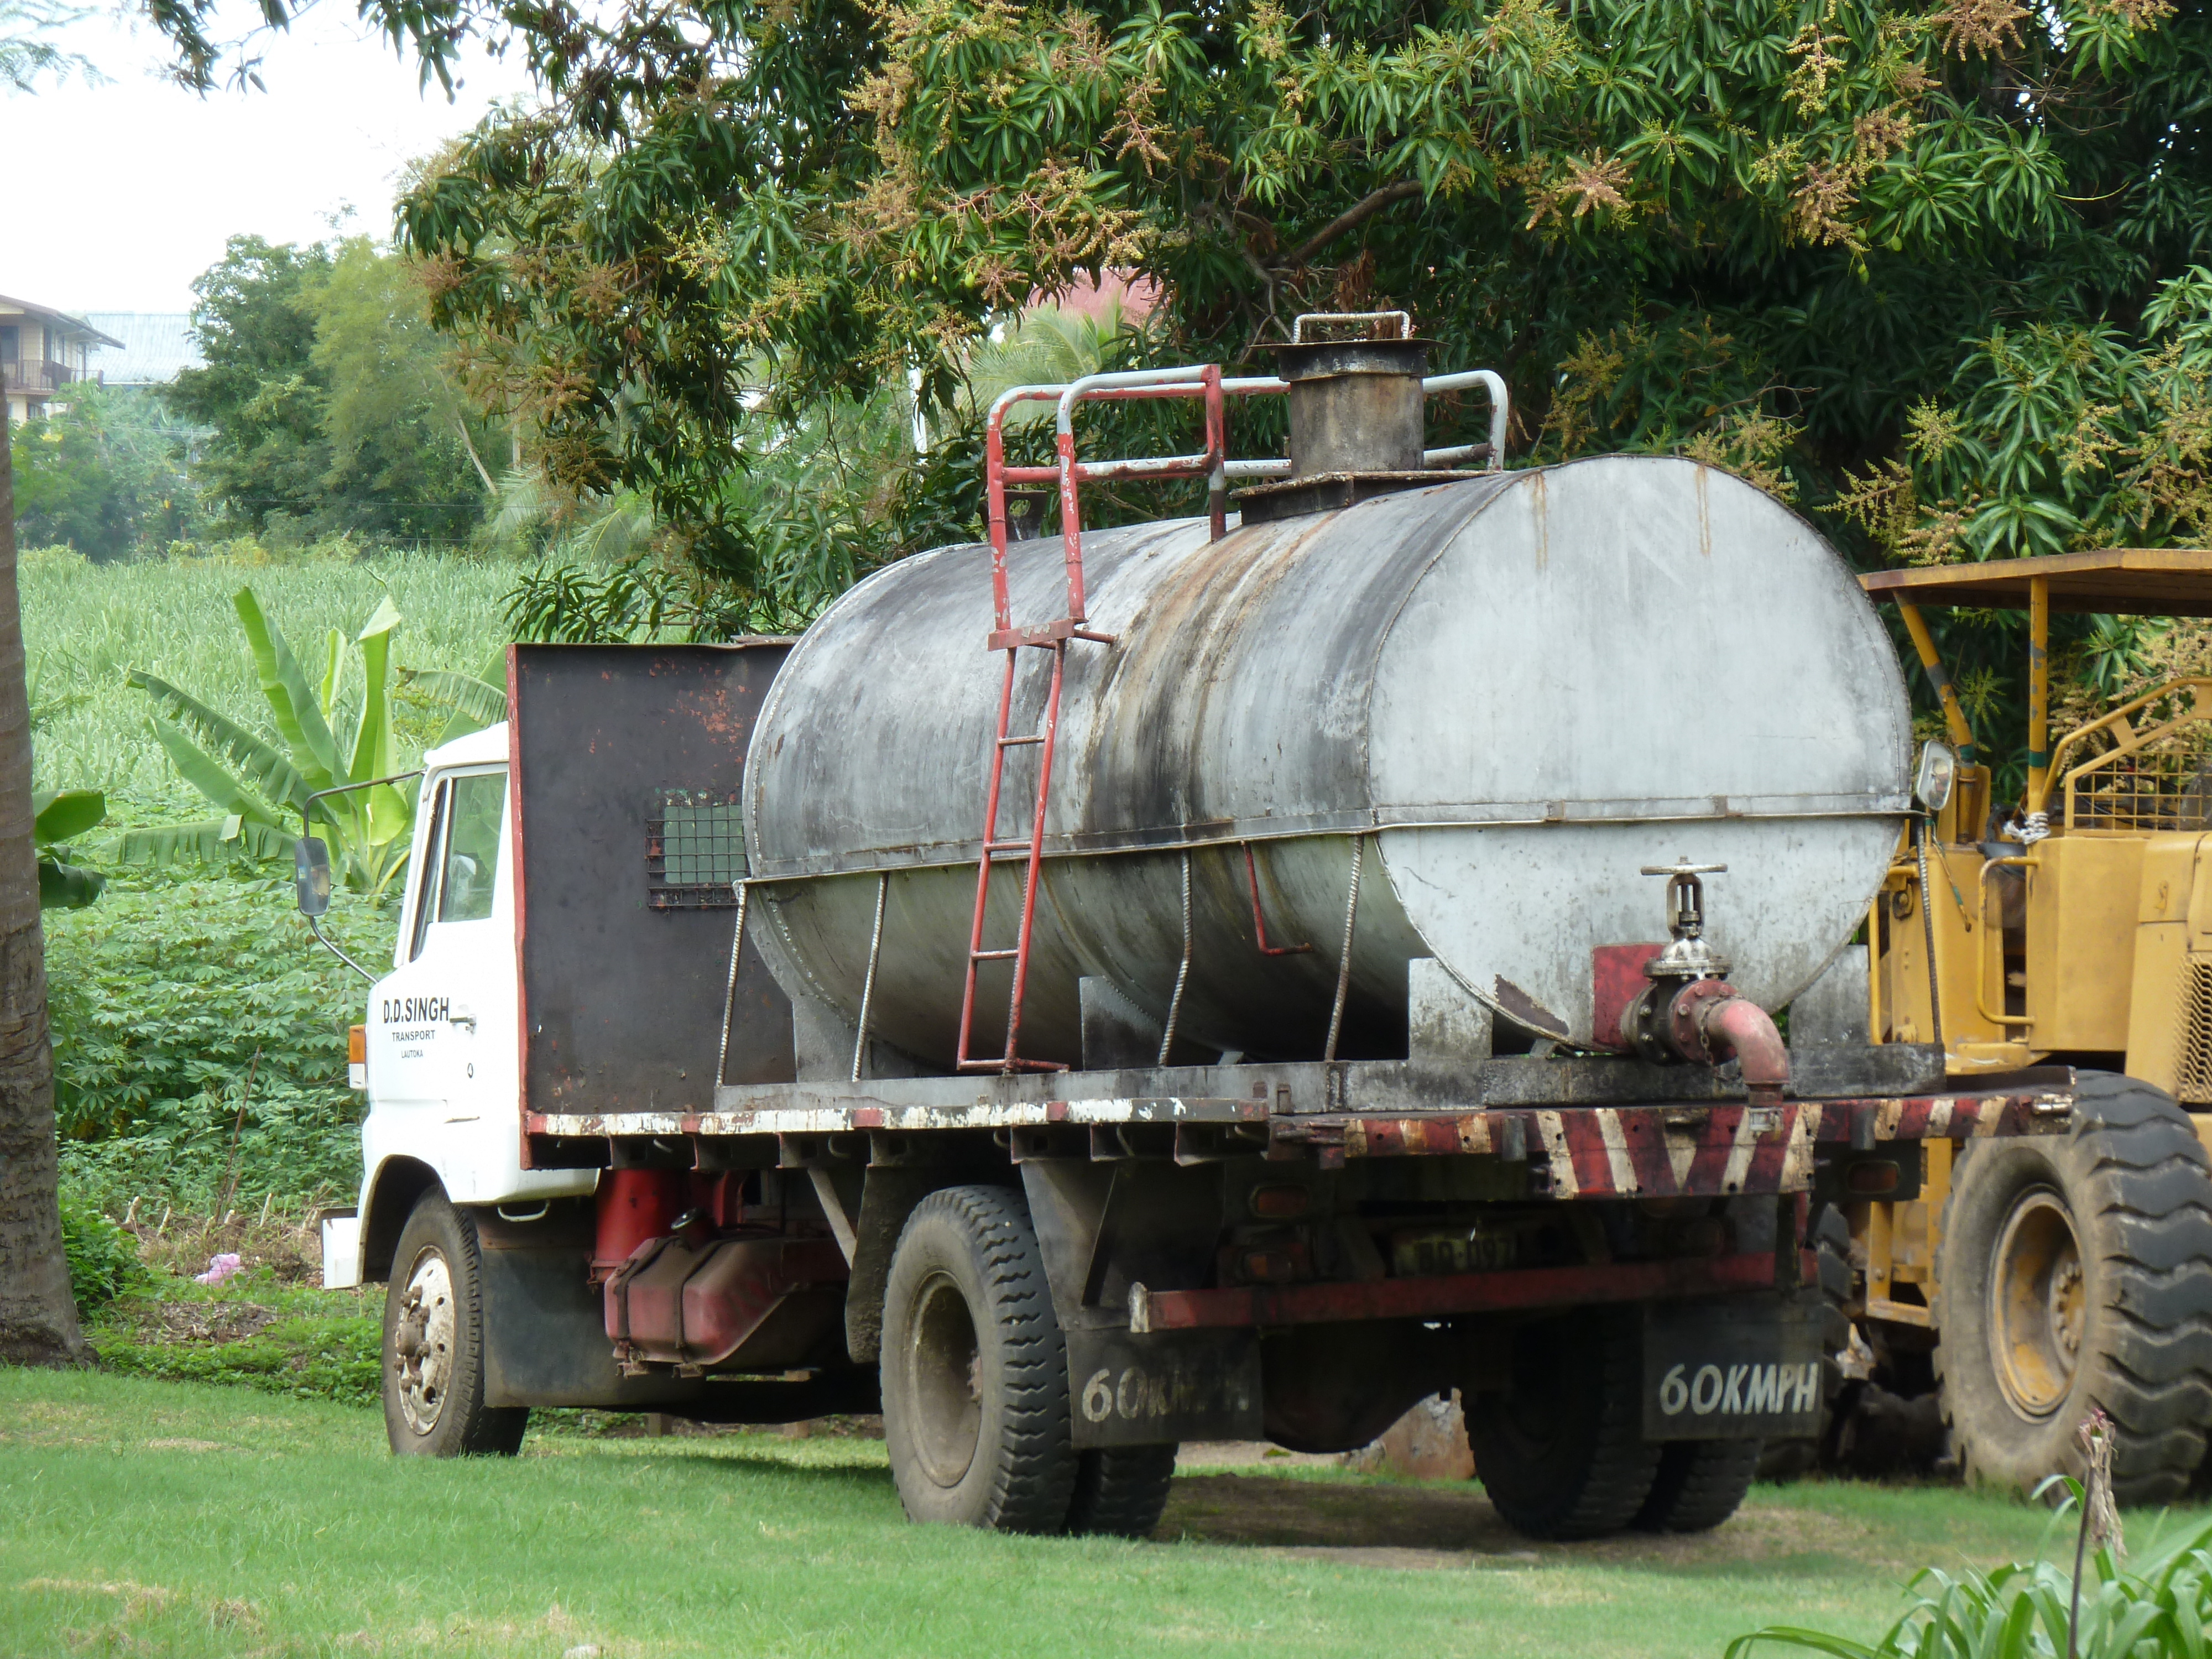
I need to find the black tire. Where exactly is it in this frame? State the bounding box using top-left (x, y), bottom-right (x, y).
top-left (1633, 1438), bottom-right (1762, 1532)
top-left (1466, 1309), bottom-right (1662, 1540)
top-left (382, 1192), bottom-right (528, 1457)
top-left (1757, 1205), bottom-right (1854, 1482)
top-left (1066, 1446), bottom-right (1178, 1538)
top-left (880, 1186), bottom-right (1076, 1532)
top-left (1935, 1073), bottom-right (2212, 1506)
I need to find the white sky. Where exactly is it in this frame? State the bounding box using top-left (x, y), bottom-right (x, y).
top-left (8, 3), bottom-right (538, 314)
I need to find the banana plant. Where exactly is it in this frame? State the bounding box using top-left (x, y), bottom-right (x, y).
top-left (121, 587), bottom-right (502, 896)
top-left (35, 789), bottom-right (106, 909)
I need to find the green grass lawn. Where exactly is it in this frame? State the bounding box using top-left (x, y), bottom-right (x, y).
top-left (1, 1366), bottom-right (2179, 1659)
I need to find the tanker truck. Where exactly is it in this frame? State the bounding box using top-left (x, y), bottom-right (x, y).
top-left (304, 315), bottom-right (2070, 1541)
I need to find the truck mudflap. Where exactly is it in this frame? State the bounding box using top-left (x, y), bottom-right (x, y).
top-left (1065, 1326), bottom-right (1262, 1448)
top-left (1642, 1297), bottom-right (1825, 1442)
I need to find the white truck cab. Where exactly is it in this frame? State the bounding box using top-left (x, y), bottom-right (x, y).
top-left (321, 723), bottom-right (594, 1290)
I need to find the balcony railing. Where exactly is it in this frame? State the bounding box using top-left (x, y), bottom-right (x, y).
top-left (0, 359), bottom-right (92, 394)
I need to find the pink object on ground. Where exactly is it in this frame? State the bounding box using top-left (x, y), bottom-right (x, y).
top-left (194, 1253), bottom-right (243, 1286)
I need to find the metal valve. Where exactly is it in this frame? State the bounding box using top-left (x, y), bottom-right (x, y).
top-left (1641, 859), bottom-right (1728, 943)
top-left (1640, 858), bottom-right (1730, 980)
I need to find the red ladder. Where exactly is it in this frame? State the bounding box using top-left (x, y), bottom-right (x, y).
top-left (954, 364), bottom-right (1226, 1072)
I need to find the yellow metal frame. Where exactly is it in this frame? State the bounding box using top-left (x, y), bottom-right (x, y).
top-left (2047, 676), bottom-right (2212, 827)
top-left (1976, 855), bottom-right (2034, 1029)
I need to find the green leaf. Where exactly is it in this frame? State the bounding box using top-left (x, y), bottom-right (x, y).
top-left (128, 670), bottom-right (308, 818)
top-left (32, 789), bottom-right (106, 847)
top-left (140, 711), bottom-right (288, 826)
top-left (1720, 1630), bottom-right (1879, 1659)
top-left (114, 817), bottom-right (295, 869)
top-left (232, 585), bottom-right (342, 786)
top-left (38, 854), bottom-right (105, 910)
top-left (319, 627), bottom-right (345, 722)
top-left (403, 665), bottom-right (508, 740)
top-left (349, 599), bottom-right (398, 784)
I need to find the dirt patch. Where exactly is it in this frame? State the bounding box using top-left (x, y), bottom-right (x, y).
top-left (133, 1302), bottom-right (280, 1344)
top-left (143, 1438), bottom-right (232, 1452)
top-left (1158, 1475), bottom-right (1895, 1573)
top-left (1177, 1442), bottom-right (1343, 1469)
top-left (131, 1214), bottom-right (326, 1286)
top-left (20, 1578), bottom-right (177, 1617)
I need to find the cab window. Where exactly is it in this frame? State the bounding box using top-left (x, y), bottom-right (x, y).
top-left (407, 784), bottom-right (447, 962)
top-left (437, 772), bottom-right (506, 924)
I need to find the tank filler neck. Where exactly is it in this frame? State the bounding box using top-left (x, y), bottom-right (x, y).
top-left (1233, 311), bottom-right (1496, 525)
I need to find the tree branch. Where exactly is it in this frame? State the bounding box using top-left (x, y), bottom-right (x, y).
top-left (1277, 181), bottom-right (1424, 270)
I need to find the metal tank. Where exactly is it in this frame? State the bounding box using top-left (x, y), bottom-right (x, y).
top-left (742, 425), bottom-right (1911, 1072)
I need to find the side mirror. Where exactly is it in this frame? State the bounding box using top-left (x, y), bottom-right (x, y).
top-left (1913, 741), bottom-right (1957, 815)
top-left (295, 835), bottom-right (333, 917)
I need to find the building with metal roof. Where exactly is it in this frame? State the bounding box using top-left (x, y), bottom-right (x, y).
top-left (1, 295), bottom-right (123, 425)
top-left (81, 313), bottom-right (204, 388)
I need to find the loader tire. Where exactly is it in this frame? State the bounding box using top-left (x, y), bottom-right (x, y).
top-left (881, 1185), bottom-right (1077, 1532)
top-left (1632, 1438), bottom-right (1762, 1532)
top-left (1466, 1308), bottom-right (1662, 1540)
top-left (1757, 1204), bottom-right (1854, 1482)
top-left (1935, 1073), bottom-right (2212, 1507)
top-left (1066, 1446), bottom-right (1178, 1538)
top-left (383, 1193), bottom-right (528, 1457)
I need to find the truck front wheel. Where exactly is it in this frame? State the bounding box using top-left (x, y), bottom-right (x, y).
top-left (1936, 1074), bottom-right (2212, 1506)
top-left (1466, 1309), bottom-right (1662, 1540)
top-left (880, 1186), bottom-right (1077, 1531)
top-left (382, 1193), bottom-right (528, 1458)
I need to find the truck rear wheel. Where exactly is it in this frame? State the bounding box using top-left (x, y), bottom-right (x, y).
top-left (383, 1193), bottom-right (528, 1457)
top-left (1066, 1446), bottom-right (1178, 1538)
top-left (880, 1186), bottom-right (1076, 1532)
top-left (1632, 1438), bottom-right (1762, 1532)
top-left (1466, 1309), bottom-right (1662, 1540)
top-left (1936, 1073), bottom-right (2212, 1506)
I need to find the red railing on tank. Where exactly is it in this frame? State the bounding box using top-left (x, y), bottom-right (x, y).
top-left (956, 345), bottom-right (1510, 1075)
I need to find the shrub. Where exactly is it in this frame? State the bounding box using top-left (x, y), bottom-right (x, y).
top-left (59, 1191), bottom-right (144, 1312)
top-left (92, 1312), bottom-right (382, 1407)
top-left (45, 869), bottom-right (395, 1211)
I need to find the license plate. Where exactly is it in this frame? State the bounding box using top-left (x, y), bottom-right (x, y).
top-left (1642, 1297), bottom-right (1823, 1441)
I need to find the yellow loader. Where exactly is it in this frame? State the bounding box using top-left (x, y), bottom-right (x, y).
top-left (1818, 548), bottom-right (2212, 1504)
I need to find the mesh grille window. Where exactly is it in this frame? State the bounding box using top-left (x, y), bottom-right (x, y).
top-left (2177, 958), bottom-right (2212, 1105)
top-left (645, 789), bottom-right (746, 909)
top-left (2069, 749), bottom-right (2212, 833)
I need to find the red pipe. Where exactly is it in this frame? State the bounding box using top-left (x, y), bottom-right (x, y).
top-left (1692, 992), bottom-right (1792, 1105)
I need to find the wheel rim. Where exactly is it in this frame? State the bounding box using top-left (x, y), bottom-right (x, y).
top-left (1987, 1186), bottom-right (2086, 1419)
top-left (393, 1247), bottom-right (457, 1436)
top-left (904, 1271), bottom-right (982, 1488)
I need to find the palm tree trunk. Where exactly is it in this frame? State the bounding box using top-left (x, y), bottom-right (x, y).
top-left (0, 401), bottom-right (86, 1364)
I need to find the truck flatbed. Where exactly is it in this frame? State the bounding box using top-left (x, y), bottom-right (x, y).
top-left (530, 1055), bottom-right (2069, 1183)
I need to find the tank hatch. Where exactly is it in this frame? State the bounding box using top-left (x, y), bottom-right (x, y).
top-left (1233, 312), bottom-right (1486, 524)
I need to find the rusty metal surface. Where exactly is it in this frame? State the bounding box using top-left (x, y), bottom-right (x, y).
top-left (529, 1055), bottom-right (2070, 1180)
top-left (512, 643), bottom-right (795, 1121)
top-left (1233, 468), bottom-right (1484, 524)
top-left (1275, 335), bottom-right (1429, 475)
top-left (744, 457), bottom-right (1911, 1068)
top-left (1128, 1249), bottom-right (1782, 1332)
